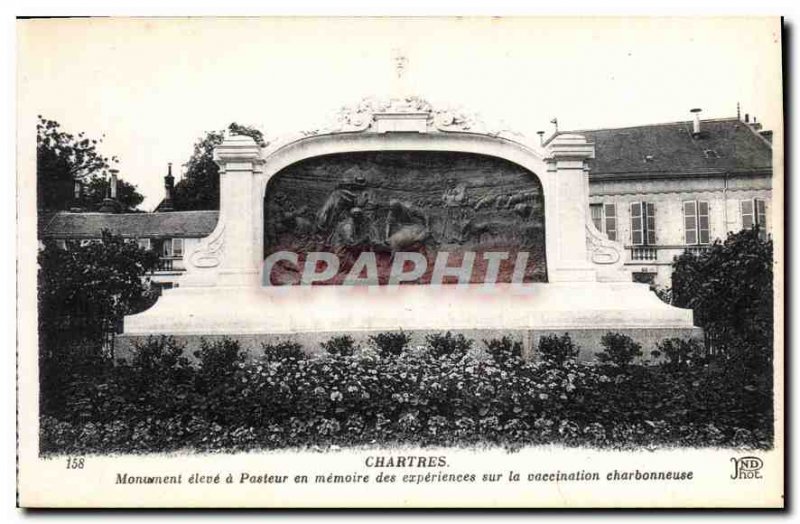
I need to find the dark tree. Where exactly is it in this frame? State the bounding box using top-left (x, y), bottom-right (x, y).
top-left (38, 231), bottom-right (159, 345)
top-left (172, 123), bottom-right (266, 210)
top-left (671, 228), bottom-right (773, 365)
top-left (36, 116), bottom-right (144, 212)
top-left (38, 231), bottom-right (159, 415)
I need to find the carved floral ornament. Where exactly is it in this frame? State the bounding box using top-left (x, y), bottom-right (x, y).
top-left (254, 96), bottom-right (534, 158)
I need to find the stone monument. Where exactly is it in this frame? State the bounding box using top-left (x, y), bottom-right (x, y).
top-left (122, 98), bottom-right (700, 358)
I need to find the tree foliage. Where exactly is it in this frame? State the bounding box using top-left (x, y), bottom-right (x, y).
top-left (172, 122), bottom-right (266, 210)
top-left (83, 175), bottom-right (144, 211)
top-left (38, 231), bottom-right (159, 357)
top-left (38, 231), bottom-right (160, 415)
top-left (671, 228), bottom-right (773, 364)
top-left (36, 116), bottom-right (144, 212)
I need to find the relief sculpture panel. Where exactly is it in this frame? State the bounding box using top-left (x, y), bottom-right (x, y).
top-left (263, 151), bottom-right (547, 285)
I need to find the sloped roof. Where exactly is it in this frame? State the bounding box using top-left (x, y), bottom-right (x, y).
top-left (563, 118), bottom-right (772, 177)
top-left (41, 210), bottom-right (219, 239)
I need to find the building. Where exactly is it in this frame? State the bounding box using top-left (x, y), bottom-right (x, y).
top-left (39, 165), bottom-right (219, 289)
top-left (579, 109), bottom-right (773, 288)
top-left (40, 210), bottom-right (219, 288)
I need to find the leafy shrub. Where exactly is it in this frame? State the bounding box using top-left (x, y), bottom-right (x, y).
top-left (262, 340), bottom-right (305, 361)
top-left (131, 335), bottom-right (189, 376)
top-left (671, 228), bottom-right (773, 355)
top-left (369, 331), bottom-right (412, 356)
top-left (320, 335), bottom-right (359, 356)
top-left (425, 331), bottom-right (472, 359)
top-left (597, 332), bottom-right (643, 369)
top-left (194, 338), bottom-right (245, 376)
top-left (655, 337), bottom-right (705, 370)
top-left (537, 333), bottom-right (579, 365)
top-left (483, 336), bottom-right (522, 366)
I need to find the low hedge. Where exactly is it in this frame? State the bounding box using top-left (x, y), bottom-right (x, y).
top-left (40, 333), bottom-right (773, 454)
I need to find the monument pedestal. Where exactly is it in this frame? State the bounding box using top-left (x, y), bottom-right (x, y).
top-left (120, 282), bottom-right (700, 360)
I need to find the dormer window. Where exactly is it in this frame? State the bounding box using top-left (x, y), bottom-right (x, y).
top-left (644, 155), bottom-right (655, 163)
top-left (704, 149), bottom-right (719, 159)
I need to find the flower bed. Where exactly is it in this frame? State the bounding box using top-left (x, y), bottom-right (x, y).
top-left (39, 333), bottom-right (773, 454)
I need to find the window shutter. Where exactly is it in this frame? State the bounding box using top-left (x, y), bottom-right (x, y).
top-left (683, 201), bottom-right (698, 245)
top-left (604, 203), bottom-right (617, 241)
top-left (755, 199), bottom-right (767, 240)
top-left (741, 200), bottom-right (754, 229)
top-left (630, 202), bottom-right (643, 245)
top-left (645, 202), bottom-right (656, 245)
top-left (590, 204), bottom-right (603, 231)
top-left (755, 199), bottom-right (766, 228)
top-left (697, 201), bottom-right (710, 244)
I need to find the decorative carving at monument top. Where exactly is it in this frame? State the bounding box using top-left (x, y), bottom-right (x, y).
top-left (258, 96), bottom-right (545, 159)
top-left (329, 96), bottom-right (497, 136)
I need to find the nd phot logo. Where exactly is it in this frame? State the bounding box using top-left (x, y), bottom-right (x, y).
top-left (730, 456), bottom-right (763, 480)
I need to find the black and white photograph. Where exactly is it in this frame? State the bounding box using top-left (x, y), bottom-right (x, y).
top-left (15, 15), bottom-right (784, 508)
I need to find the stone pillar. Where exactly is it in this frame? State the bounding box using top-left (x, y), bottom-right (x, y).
top-left (212, 134), bottom-right (263, 287)
top-left (545, 133), bottom-right (596, 282)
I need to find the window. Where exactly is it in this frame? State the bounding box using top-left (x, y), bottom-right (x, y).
top-left (589, 203), bottom-right (617, 241)
top-left (55, 239), bottom-right (67, 250)
top-left (632, 271), bottom-right (656, 287)
top-left (630, 202), bottom-right (656, 246)
top-left (741, 198), bottom-right (767, 239)
top-left (137, 238), bottom-right (151, 251)
top-left (163, 238), bottom-right (184, 258)
top-left (743, 198), bottom-right (767, 239)
top-left (683, 200), bottom-right (710, 245)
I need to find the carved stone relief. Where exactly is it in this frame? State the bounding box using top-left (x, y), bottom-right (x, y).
top-left (263, 151), bottom-right (547, 285)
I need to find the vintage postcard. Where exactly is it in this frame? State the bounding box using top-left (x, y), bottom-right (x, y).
top-left (16, 16), bottom-right (784, 508)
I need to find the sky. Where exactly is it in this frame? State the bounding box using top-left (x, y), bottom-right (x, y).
top-left (17, 17), bottom-right (783, 210)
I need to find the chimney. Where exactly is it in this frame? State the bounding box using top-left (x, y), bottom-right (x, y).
top-left (70, 180), bottom-right (84, 212)
top-left (98, 169), bottom-right (121, 213)
top-left (161, 163), bottom-right (175, 212)
top-left (536, 130), bottom-right (545, 145)
top-left (109, 169), bottom-right (118, 199)
top-left (690, 108), bottom-right (702, 136)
